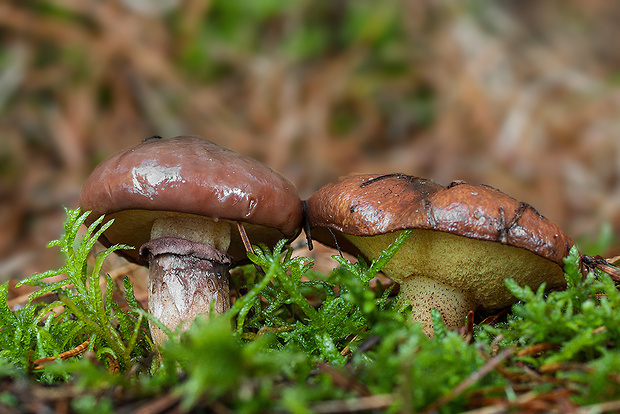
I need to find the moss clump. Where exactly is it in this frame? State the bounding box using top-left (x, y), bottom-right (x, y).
top-left (1, 208), bottom-right (620, 412)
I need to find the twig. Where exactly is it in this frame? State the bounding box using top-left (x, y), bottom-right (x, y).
top-left (133, 394), bottom-right (181, 414)
top-left (310, 394), bottom-right (395, 413)
top-left (480, 308), bottom-right (510, 327)
top-left (421, 346), bottom-right (515, 413)
top-left (577, 399), bottom-right (620, 414)
top-left (317, 362), bottom-right (370, 397)
top-left (538, 362), bottom-right (592, 375)
top-left (302, 200), bottom-right (313, 251)
top-left (461, 390), bottom-right (568, 414)
top-left (236, 221), bottom-right (264, 275)
top-left (516, 342), bottom-right (561, 357)
top-left (33, 339), bottom-right (90, 369)
top-left (607, 255), bottom-right (620, 266)
top-left (461, 310), bottom-right (474, 343)
top-left (580, 254), bottom-right (620, 281)
top-left (340, 334), bottom-right (359, 357)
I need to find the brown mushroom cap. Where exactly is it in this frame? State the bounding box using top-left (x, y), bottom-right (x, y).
top-left (306, 173), bottom-right (575, 332)
top-left (79, 135), bottom-right (303, 264)
top-left (306, 173), bottom-right (573, 266)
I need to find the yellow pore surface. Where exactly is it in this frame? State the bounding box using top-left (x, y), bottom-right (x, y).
top-left (345, 229), bottom-right (567, 310)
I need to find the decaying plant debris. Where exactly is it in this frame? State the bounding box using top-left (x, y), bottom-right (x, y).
top-left (2, 2), bottom-right (620, 413)
top-left (1, 1), bottom-right (620, 281)
top-left (2, 208), bottom-right (620, 413)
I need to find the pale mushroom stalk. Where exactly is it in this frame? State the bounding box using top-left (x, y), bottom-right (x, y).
top-left (139, 216), bottom-right (232, 345)
top-left (400, 277), bottom-right (475, 333)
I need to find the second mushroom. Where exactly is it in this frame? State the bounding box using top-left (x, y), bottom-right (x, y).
top-left (306, 173), bottom-right (574, 335)
top-left (79, 135), bottom-right (303, 345)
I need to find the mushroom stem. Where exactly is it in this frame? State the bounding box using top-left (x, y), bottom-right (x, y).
top-left (151, 215), bottom-right (231, 251)
top-left (140, 216), bottom-right (233, 345)
top-left (399, 277), bottom-right (476, 336)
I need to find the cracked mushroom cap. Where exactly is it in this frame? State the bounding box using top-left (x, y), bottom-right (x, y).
top-left (78, 135), bottom-right (303, 264)
top-left (306, 173), bottom-right (575, 327)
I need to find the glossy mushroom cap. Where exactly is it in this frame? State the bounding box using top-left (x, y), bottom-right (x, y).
top-left (79, 135), bottom-right (303, 264)
top-left (307, 173), bottom-right (575, 332)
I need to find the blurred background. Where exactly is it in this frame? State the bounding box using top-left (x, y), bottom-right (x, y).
top-left (1, 0), bottom-right (620, 285)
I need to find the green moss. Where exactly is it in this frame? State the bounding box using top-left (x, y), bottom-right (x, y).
top-left (2, 208), bottom-right (620, 411)
top-left (0, 208), bottom-right (151, 376)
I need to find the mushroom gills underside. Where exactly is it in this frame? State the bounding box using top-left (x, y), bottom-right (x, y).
top-left (344, 229), bottom-right (567, 331)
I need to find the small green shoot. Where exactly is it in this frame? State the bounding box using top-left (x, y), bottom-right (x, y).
top-left (0, 207), bottom-right (151, 376)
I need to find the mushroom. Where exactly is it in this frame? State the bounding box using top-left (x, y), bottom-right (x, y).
top-left (306, 173), bottom-right (574, 335)
top-left (79, 135), bottom-right (303, 345)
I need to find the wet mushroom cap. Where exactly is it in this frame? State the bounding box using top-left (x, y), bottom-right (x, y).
top-left (306, 174), bottom-right (575, 325)
top-left (306, 173), bottom-right (573, 266)
top-left (78, 135), bottom-right (303, 264)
